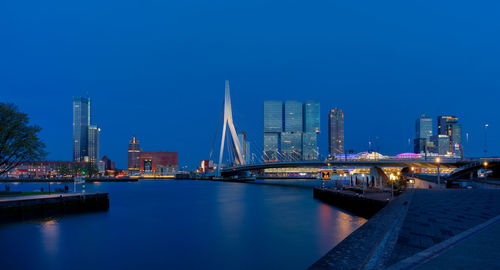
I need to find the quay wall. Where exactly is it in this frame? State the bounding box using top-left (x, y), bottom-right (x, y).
top-left (313, 188), bottom-right (388, 219)
top-left (0, 193), bottom-right (109, 223)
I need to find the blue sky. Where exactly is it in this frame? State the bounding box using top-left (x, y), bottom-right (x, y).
top-left (1, 0), bottom-right (499, 169)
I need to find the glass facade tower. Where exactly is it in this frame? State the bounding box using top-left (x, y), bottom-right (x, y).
top-left (88, 125), bottom-right (100, 164)
top-left (73, 97), bottom-right (90, 162)
top-left (302, 100), bottom-right (320, 160)
top-left (414, 114), bottom-right (433, 153)
top-left (284, 101), bottom-right (303, 132)
top-left (263, 101), bottom-right (283, 161)
top-left (437, 116), bottom-right (462, 155)
top-left (263, 100), bottom-right (320, 162)
top-left (328, 108), bottom-right (344, 157)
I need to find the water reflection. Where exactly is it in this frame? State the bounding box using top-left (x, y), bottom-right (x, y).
top-left (40, 219), bottom-right (59, 256)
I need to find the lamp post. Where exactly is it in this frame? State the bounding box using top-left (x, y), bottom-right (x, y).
top-left (436, 157), bottom-right (441, 187)
top-left (483, 161), bottom-right (488, 179)
top-left (484, 124), bottom-right (489, 155)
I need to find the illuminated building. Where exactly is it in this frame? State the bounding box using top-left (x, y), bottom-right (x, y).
top-left (280, 132), bottom-right (302, 161)
top-left (437, 116), bottom-right (462, 155)
top-left (263, 100), bottom-right (320, 162)
top-left (127, 136), bottom-right (178, 176)
top-left (263, 101), bottom-right (282, 161)
top-left (139, 152), bottom-right (177, 174)
top-left (238, 132), bottom-right (251, 163)
top-left (73, 96), bottom-right (100, 164)
top-left (73, 97), bottom-right (90, 162)
top-left (303, 100), bottom-right (320, 160)
top-left (88, 125), bottom-right (100, 164)
top-left (328, 108), bottom-right (344, 157)
top-left (431, 135), bottom-right (450, 156)
top-left (414, 114), bottom-right (433, 153)
top-left (128, 136), bottom-right (140, 172)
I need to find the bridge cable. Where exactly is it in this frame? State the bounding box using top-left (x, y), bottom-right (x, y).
top-left (209, 101), bottom-right (224, 163)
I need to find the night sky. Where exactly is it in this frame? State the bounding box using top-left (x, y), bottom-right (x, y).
top-left (1, 0), bottom-right (499, 169)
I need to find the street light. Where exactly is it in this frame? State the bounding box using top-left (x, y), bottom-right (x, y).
top-left (436, 157), bottom-right (441, 187)
top-left (485, 124), bottom-right (489, 155)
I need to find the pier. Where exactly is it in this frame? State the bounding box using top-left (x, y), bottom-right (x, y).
top-left (0, 193), bottom-right (109, 223)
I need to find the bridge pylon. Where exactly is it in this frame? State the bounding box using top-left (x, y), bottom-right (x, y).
top-left (217, 80), bottom-right (245, 176)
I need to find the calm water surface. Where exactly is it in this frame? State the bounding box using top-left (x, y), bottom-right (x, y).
top-left (0, 180), bottom-right (365, 270)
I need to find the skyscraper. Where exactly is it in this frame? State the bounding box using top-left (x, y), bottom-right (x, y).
top-left (284, 101), bottom-right (303, 132)
top-left (73, 96), bottom-right (100, 163)
top-left (263, 101), bottom-right (283, 161)
top-left (414, 114), bottom-right (433, 153)
top-left (128, 136), bottom-right (140, 172)
top-left (437, 116), bottom-right (462, 155)
top-left (328, 108), bottom-right (344, 157)
top-left (88, 125), bottom-right (100, 164)
top-left (263, 100), bottom-right (320, 162)
top-left (303, 100), bottom-right (320, 160)
top-left (304, 100), bottom-right (320, 134)
top-left (73, 97), bottom-right (90, 162)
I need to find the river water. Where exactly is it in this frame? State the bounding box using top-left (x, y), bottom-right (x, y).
top-left (0, 180), bottom-right (366, 270)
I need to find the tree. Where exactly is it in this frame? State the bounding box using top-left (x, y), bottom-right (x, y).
top-left (0, 103), bottom-right (46, 176)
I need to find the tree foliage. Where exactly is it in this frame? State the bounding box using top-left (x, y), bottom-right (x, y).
top-left (0, 103), bottom-right (46, 175)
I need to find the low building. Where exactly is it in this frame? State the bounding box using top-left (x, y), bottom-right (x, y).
top-left (138, 152), bottom-right (178, 175)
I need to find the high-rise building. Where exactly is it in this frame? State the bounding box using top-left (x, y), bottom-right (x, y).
top-left (302, 101), bottom-right (320, 161)
top-left (73, 97), bottom-right (90, 162)
top-left (302, 132), bottom-right (317, 160)
top-left (238, 132), bottom-right (251, 163)
top-left (437, 116), bottom-right (462, 155)
top-left (264, 100), bottom-right (320, 162)
top-left (304, 100), bottom-right (320, 134)
top-left (280, 132), bottom-right (302, 161)
top-left (88, 125), bottom-right (100, 164)
top-left (284, 101), bottom-right (303, 132)
top-left (72, 96), bottom-right (100, 164)
top-left (263, 101), bottom-right (283, 161)
top-left (414, 114), bottom-right (433, 153)
top-left (431, 135), bottom-right (450, 156)
top-left (328, 108), bottom-right (344, 157)
top-left (128, 136), bottom-right (140, 172)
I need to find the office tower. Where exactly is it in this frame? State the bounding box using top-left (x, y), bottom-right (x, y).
top-left (128, 136), bottom-right (140, 172)
top-left (328, 108), bottom-right (344, 157)
top-left (263, 101), bottom-right (283, 161)
top-left (414, 114), bottom-right (433, 153)
top-left (280, 132), bottom-right (302, 161)
top-left (437, 116), bottom-right (462, 155)
top-left (431, 135), bottom-right (450, 156)
top-left (304, 101), bottom-right (320, 134)
top-left (302, 132), bottom-right (317, 160)
top-left (284, 101), bottom-right (303, 132)
top-left (238, 132), bottom-right (251, 163)
top-left (88, 125), bottom-right (100, 164)
top-left (73, 97), bottom-right (90, 162)
top-left (282, 101), bottom-right (303, 160)
top-left (263, 100), bottom-right (321, 162)
top-left (302, 101), bottom-right (320, 161)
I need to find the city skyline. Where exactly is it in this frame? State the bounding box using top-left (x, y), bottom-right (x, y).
top-left (2, 0), bottom-right (499, 169)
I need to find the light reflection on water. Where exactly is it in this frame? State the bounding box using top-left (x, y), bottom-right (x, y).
top-left (40, 219), bottom-right (59, 257)
top-left (0, 180), bottom-right (366, 270)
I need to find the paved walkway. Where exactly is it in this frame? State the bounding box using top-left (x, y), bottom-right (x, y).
top-left (386, 189), bottom-right (500, 266)
top-left (310, 189), bottom-right (500, 269)
top-left (416, 218), bottom-right (500, 269)
top-left (0, 193), bottom-right (84, 202)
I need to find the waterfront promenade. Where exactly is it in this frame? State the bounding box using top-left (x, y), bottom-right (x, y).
top-left (0, 192), bottom-right (109, 223)
top-left (310, 188), bottom-right (500, 269)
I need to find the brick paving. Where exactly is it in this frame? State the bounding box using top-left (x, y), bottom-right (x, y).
top-left (310, 188), bottom-right (500, 269)
top-left (386, 189), bottom-right (500, 267)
